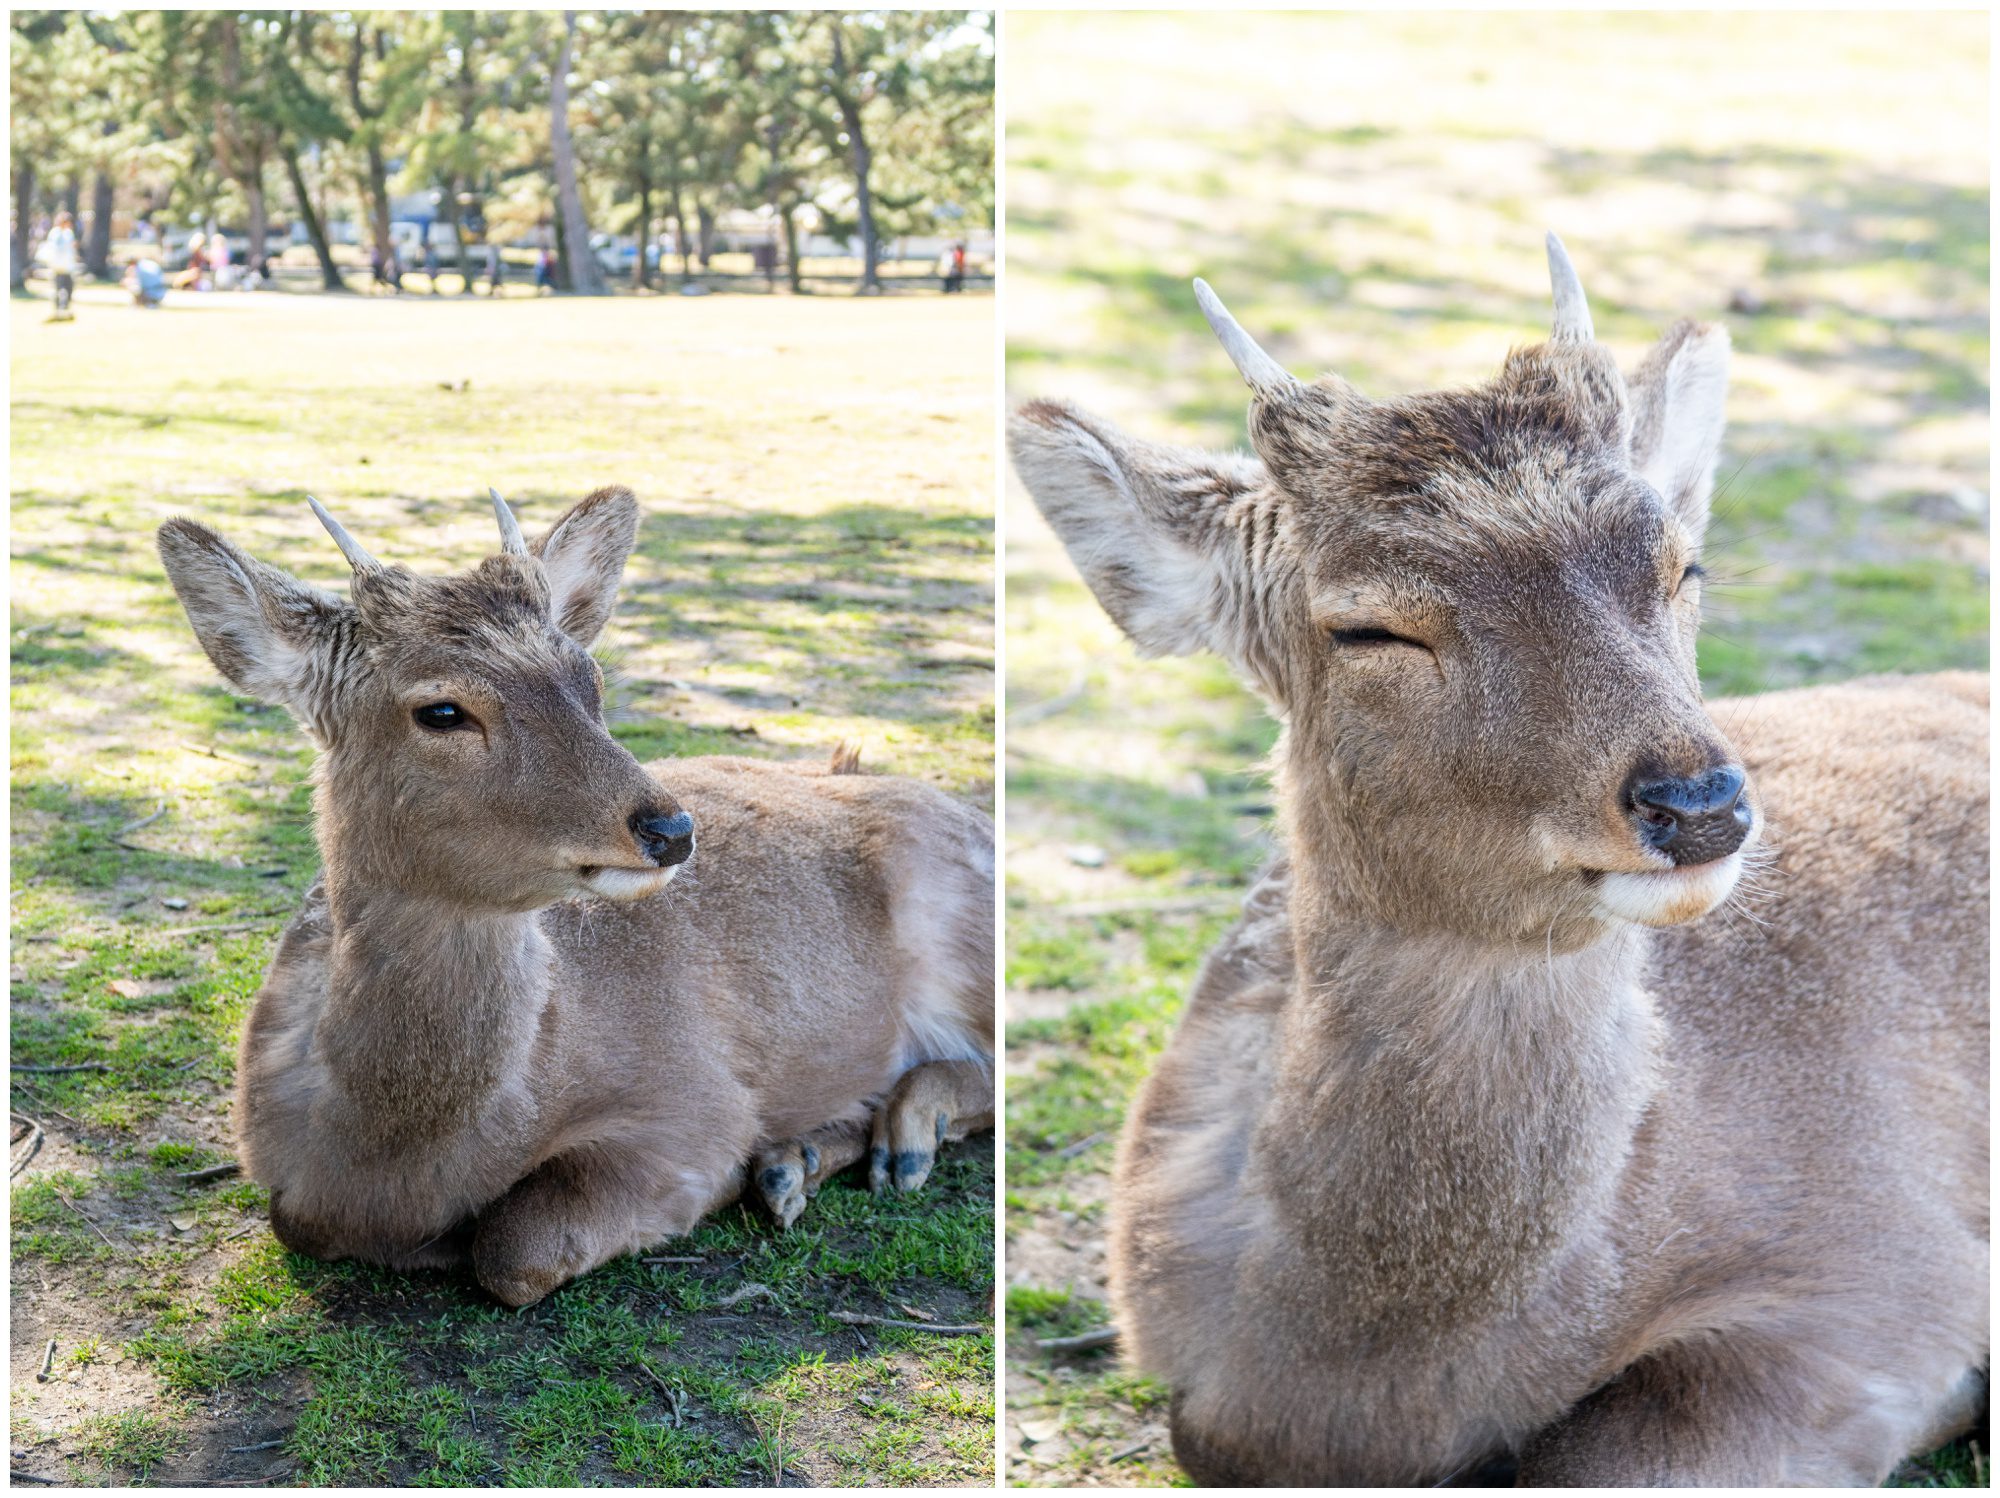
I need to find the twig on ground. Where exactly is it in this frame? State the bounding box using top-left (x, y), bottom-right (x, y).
top-left (226, 1439), bottom-right (285, 1454)
top-left (1109, 1440), bottom-right (1152, 1463)
top-left (160, 919), bottom-right (285, 937)
top-left (10, 1470), bottom-right (60, 1484)
top-left (1008, 664), bottom-right (1090, 727)
top-left (829, 1310), bottom-right (985, 1335)
top-left (641, 1254), bottom-right (703, 1265)
top-left (1037, 1326), bottom-right (1120, 1354)
top-left (5, 1080), bottom-right (90, 1134)
top-left (637, 1363), bottom-right (690, 1427)
top-left (11, 1111), bottom-right (45, 1177)
top-left (119, 800), bottom-right (168, 835)
top-left (54, 1191), bottom-right (117, 1249)
top-left (715, 1281), bottom-right (776, 1310)
top-left (36, 1339), bottom-right (56, 1381)
top-left (1045, 892), bottom-right (1243, 920)
top-left (176, 739), bottom-right (258, 768)
top-left (10, 1062), bottom-right (110, 1075)
top-left (177, 1163), bottom-right (241, 1184)
top-left (1053, 1131), bottom-right (1108, 1160)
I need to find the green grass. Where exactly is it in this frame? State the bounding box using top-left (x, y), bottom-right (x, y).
top-left (1004, 10), bottom-right (1986, 1488)
top-left (11, 289), bottom-right (994, 1485)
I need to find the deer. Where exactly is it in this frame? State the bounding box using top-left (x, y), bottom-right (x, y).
top-left (1007, 236), bottom-right (1987, 1485)
top-left (155, 485), bottom-right (994, 1307)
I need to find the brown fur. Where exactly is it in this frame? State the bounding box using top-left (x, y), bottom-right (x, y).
top-left (158, 486), bottom-right (994, 1305)
top-left (1008, 258), bottom-right (1987, 1484)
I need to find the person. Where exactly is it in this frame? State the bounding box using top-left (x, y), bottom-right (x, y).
top-left (45, 210), bottom-right (78, 319)
top-left (173, 231), bottom-right (207, 291)
top-left (424, 236), bottom-right (440, 294)
top-left (948, 241), bottom-right (967, 294)
top-left (535, 246), bottom-right (555, 293)
top-left (210, 229), bottom-right (233, 290)
top-left (936, 242), bottom-right (955, 293)
top-left (122, 255), bottom-right (165, 308)
top-left (486, 240), bottom-right (503, 296)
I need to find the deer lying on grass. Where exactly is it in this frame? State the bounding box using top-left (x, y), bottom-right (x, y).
top-left (1009, 237), bottom-right (1987, 1485)
top-left (157, 487), bottom-right (993, 1307)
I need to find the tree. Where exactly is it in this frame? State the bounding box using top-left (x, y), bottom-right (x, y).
top-left (547, 11), bottom-right (604, 294)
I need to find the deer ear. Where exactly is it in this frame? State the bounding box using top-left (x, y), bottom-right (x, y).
top-left (532, 486), bottom-right (640, 646)
top-left (1628, 320), bottom-right (1730, 537)
top-left (1008, 400), bottom-right (1292, 702)
top-left (156, 520), bottom-right (351, 731)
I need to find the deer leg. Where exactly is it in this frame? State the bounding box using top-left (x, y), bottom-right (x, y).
top-left (1513, 1336), bottom-right (1943, 1486)
top-left (471, 1145), bottom-right (737, 1308)
top-left (751, 1118), bottom-right (870, 1229)
top-left (867, 1058), bottom-right (994, 1195)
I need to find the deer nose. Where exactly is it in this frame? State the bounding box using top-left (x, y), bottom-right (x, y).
top-left (1627, 765), bottom-right (1750, 866)
top-left (630, 809), bottom-right (695, 867)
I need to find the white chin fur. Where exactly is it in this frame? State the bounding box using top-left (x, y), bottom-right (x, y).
top-left (580, 865), bottom-right (679, 901)
top-left (1594, 852), bottom-right (1744, 928)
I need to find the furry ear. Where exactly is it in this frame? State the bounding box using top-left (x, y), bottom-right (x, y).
top-left (1627, 320), bottom-right (1730, 537)
top-left (156, 519), bottom-right (353, 734)
top-left (531, 486), bottom-right (640, 646)
top-left (1008, 400), bottom-right (1293, 702)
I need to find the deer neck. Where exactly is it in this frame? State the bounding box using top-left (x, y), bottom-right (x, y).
top-left (1259, 796), bottom-right (1663, 1336)
top-left (314, 872), bottom-right (553, 1147)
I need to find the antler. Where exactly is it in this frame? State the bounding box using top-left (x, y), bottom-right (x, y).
top-left (1544, 232), bottom-right (1595, 343)
top-left (489, 488), bottom-right (529, 556)
top-left (306, 494), bottom-right (380, 573)
top-left (1193, 278), bottom-right (1300, 396)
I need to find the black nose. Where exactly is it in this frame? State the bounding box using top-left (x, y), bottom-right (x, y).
top-left (1627, 765), bottom-right (1751, 865)
top-left (630, 809), bottom-right (695, 868)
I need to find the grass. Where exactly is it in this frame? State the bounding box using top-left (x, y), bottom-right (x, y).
top-left (10, 286), bottom-right (995, 1485)
top-left (1003, 11), bottom-right (1987, 1487)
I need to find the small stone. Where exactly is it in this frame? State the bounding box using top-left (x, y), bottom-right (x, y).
top-left (1018, 1418), bottom-right (1062, 1445)
top-left (161, 897), bottom-right (189, 910)
top-left (1065, 845), bottom-right (1107, 869)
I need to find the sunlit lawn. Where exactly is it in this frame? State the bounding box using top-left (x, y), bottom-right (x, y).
top-left (10, 285), bottom-right (996, 1485)
top-left (1003, 11), bottom-right (1988, 1487)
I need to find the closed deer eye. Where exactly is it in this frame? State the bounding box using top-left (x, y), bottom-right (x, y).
top-left (1672, 562), bottom-right (1706, 599)
top-left (413, 702), bottom-right (471, 731)
top-left (1330, 625), bottom-right (1423, 649)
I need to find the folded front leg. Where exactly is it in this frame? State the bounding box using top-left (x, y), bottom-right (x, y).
top-left (868, 1058), bottom-right (995, 1194)
top-left (471, 1145), bottom-right (739, 1307)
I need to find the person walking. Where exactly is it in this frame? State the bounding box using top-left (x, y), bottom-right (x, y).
top-left (486, 240), bottom-right (504, 296)
top-left (44, 210), bottom-right (78, 320)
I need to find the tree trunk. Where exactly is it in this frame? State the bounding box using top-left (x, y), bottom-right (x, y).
top-left (12, 161), bottom-right (38, 290)
top-left (282, 142), bottom-right (347, 291)
top-left (549, 11), bottom-right (606, 294)
top-left (445, 186), bottom-right (468, 294)
top-left (668, 182), bottom-right (690, 281)
top-left (828, 25), bottom-right (878, 294)
top-left (244, 161), bottom-right (268, 266)
top-left (697, 203), bottom-right (715, 268)
top-left (85, 170), bottom-right (114, 278)
top-left (781, 204), bottom-right (801, 295)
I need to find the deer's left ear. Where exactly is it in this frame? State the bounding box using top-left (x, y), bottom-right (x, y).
top-left (532, 486), bottom-right (640, 646)
top-left (1628, 320), bottom-right (1730, 538)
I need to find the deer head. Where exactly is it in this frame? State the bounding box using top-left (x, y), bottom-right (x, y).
top-left (1010, 236), bottom-right (1754, 947)
top-left (157, 486), bottom-right (694, 913)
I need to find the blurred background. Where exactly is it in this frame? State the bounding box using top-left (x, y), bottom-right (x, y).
top-left (1002, 10), bottom-right (1988, 1487)
top-left (11, 9), bottom-right (993, 297)
top-left (11, 9), bottom-right (995, 1488)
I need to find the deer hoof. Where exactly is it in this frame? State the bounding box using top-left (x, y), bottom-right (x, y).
top-left (751, 1139), bottom-right (824, 1229)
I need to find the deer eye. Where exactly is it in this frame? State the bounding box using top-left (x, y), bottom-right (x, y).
top-left (1674, 562), bottom-right (1705, 597)
top-left (1330, 625), bottom-right (1423, 648)
top-left (413, 702), bottom-right (470, 731)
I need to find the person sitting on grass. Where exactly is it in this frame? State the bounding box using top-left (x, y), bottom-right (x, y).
top-left (122, 255), bottom-right (165, 308)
